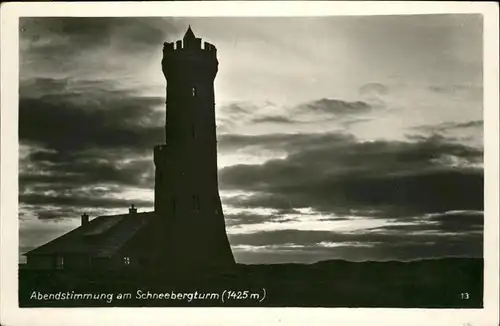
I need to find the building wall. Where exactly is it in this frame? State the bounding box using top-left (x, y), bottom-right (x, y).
top-left (65, 254), bottom-right (91, 270)
top-left (26, 255), bottom-right (53, 270)
top-left (27, 253), bottom-right (91, 270)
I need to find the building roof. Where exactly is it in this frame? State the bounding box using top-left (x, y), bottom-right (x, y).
top-left (24, 211), bottom-right (155, 257)
top-left (183, 25), bottom-right (196, 40)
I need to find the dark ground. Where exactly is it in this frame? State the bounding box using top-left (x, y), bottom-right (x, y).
top-left (19, 257), bottom-right (483, 308)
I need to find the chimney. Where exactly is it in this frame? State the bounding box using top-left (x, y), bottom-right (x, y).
top-left (81, 212), bottom-right (89, 226)
top-left (129, 204), bottom-right (137, 214)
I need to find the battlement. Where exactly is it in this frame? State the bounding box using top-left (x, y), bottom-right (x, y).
top-left (163, 40), bottom-right (217, 55)
top-left (162, 28), bottom-right (218, 80)
top-left (162, 26), bottom-right (217, 60)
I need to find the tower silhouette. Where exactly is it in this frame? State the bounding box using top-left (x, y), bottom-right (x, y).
top-left (153, 26), bottom-right (235, 274)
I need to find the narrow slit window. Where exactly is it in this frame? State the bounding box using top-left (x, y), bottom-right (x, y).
top-left (172, 199), bottom-right (176, 212)
top-left (193, 195), bottom-right (200, 211)
top-left (214, 196), bottom-right (220, 214)
top-left (192, 87), bottom-right (196, 97)
top-left (192, 124), bottom-right (196, 138)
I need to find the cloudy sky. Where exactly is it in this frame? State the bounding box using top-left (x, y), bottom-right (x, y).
top-left (19, 15), bottom-right (483, 264)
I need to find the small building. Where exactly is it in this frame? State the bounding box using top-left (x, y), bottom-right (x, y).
top-left (24, 206), bottom-right (156, 271)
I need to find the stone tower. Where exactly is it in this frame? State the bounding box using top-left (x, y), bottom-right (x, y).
top-left (153, 26), bottom-right (235, 274)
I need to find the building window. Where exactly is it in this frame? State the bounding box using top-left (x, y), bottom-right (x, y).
top-left (192, 87), bottom-right (196, 97)
top-left (56, 256), bottom-right (64, 269)
top-left (124, 257), bottom-right (131, 265)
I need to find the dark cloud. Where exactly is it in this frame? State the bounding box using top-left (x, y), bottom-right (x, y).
top-left (229, 228), bottom-right (481, 251)
top-left (216, 102), bottom-right (258, 131)
top-left (20, 194), bottom-right (153, 211)
top-left (219, 133), bottom-right (483, 217)
top-left (19, 145), bottom-right (155, 219)
top-left (218, 97), bottom-right (378, 131)
top-left (224, 193), bottom-right (299, 212)
top-left (428, 84), bottom-right (483, 99)
top-left (231, 229), bottom-right (482, 263)
top-left (427, 211), bottom-right (483, 233)
top-left (20, 157), bottom-right (154, 189)
top-left (294, 98), bottom-right (372, 116)
top-left (228, 210), bottom-right (483, 263)
top-left (21, 183), bottom-right (124, 200)
top-left (224, 209), bottom-right (354, 228)
top-left (19, 18), bottom-right (182, 87)
top-left (409, 120), bottom-right (484, 147)
top-left (20, 78), bottom-right (164, 153)
top-left (225, 212), bottom-right (288, 227)
top-left (20, 17), bottom-right (181, 56)
top-left (251, 115), bottom-right (299, 124)
top-left (218, 132), bottom-right (355, 154)
top-left (370, 211), bottom-right (483, 234)
top-left (225, 213), bottom-right (269, 226)
top-left (340, 118), bottom-right (373, 128)
top-left (23, 205), bottom-right (89, 220)
top-left (455, 120), bottom-right (483, 129)
top-left (413, 120), bottom-right (483, 134)
top-left (21, 198), bottom-right (151, 221)
top-left (19, 77), bottom-right (162, 217)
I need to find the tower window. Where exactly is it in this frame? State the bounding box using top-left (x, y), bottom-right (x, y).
top-left (214, 196), bottom-right (220, 214)
top-left (123, 256), bottom-right (131, 265)
top-left (193, 195), bottom-right (200, 211)
top-left (192, 87), bottom-right (196, 97)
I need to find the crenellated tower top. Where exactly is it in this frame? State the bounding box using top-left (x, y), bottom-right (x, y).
top-left (162, 26), bottom-right (218, 83)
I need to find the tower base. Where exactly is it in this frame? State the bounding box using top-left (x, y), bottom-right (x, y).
top-left (147, 213), bottom-right (235, 278)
